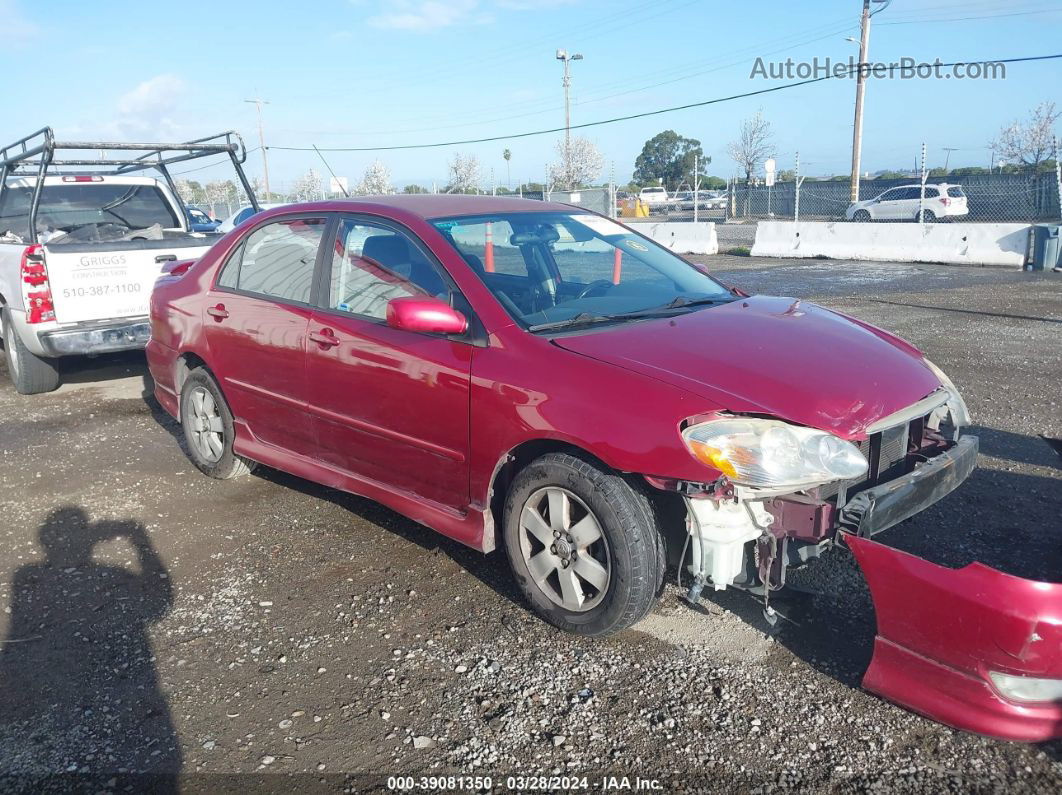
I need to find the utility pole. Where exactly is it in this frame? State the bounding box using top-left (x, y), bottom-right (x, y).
top-left (556, 49), bottom-right (583, 189)
top-left (848, 1), bottom-right (890, 203)
top-left (244, 98), bottom-right (271, 200)
top-left (942, 147), bottom-right (959, 174)
top-left (849, 1), bottom-right (872, 203)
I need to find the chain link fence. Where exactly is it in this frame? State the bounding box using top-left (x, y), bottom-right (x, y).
top-left (731, 173), bottom-right (1061, 224)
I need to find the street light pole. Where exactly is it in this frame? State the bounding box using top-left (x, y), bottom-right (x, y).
top-left (556, 49), bottom-right (583, 189)
top-left (244, 98), bottom-right (270, 200)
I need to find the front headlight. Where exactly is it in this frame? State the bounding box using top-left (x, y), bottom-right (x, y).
top-left (681, 418), bottom-right (868, 489)
top-left (923, 358), bottom-right (971, 427)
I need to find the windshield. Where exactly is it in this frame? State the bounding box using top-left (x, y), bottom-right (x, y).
top-left (0, 183), bottom-right (180, 243)
top-left (432, 212), bottom-right (734, 331)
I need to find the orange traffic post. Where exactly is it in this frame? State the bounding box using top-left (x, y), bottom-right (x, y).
top-left (484, 222), bottom-right (495, 272)
top-left (612, 247), bottom-right (622, 284)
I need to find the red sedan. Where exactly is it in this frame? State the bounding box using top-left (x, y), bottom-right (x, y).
top-left (147, 195), bottom-right (1060, 741)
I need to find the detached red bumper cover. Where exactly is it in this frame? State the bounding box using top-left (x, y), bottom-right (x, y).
top-left (848, 534), bottom-right (1062, 742)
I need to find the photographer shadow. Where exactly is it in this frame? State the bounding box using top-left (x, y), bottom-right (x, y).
top-left (0, 507), bottom-right (181, 785)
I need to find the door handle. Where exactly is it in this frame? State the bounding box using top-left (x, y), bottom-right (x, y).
top-left (206, 304), bottom-right (229, 320)
top-left (155, 254), bottom-right (177, 263)
top-left (309, 329), bottom-right (340, 347)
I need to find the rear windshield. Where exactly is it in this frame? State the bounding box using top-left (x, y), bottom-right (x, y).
top-left (0, 183), bottom-right (180, 243)
top-left (947, 186), bottom-right (965, 197)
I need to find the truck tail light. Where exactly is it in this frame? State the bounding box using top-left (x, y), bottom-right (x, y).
top-left (61, 175), bottom-right (104, 182)
top-left (20, 245), bottom-right (55, 324)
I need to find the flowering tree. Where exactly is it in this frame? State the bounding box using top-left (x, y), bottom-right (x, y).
top-left (291, 169), bottom-right (323, 202)
top-left (990, 102), bottom-right (1060, 172)
top-left (549, 137), bottom-right (603, 191)
top-left (357, 160), bottom-right (393, 195)
top-left (447, 152), bottom-right (481, 194)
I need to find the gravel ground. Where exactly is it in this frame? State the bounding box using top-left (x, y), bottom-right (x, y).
top-left (0, 256), bottom-right (1059, 792)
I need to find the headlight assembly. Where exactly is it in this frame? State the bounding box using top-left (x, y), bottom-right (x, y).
top-left (681, 418), bottom-right (868, 490)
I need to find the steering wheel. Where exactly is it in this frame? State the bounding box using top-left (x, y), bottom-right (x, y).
top-left (576, 279), bottom-right (615, 299)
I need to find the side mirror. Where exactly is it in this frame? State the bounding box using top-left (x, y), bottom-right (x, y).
top-left (386, 297), bottom-right (468, 335)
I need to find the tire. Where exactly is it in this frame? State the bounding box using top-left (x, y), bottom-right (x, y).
top-left (852, 210), bottom-right (872, 223)
top-left (1, 310), bottom-right (61, 395)
top-left (179, 367), bottom-right (256, 479)
top-left (502, 453), bottom-right (665, 636)
top-left (917, 209), bottom-right (936, 223)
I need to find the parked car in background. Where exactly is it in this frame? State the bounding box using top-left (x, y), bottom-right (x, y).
top-left (0, 128), bottom-right (259, 394)
top-left (145, 194), bottom-right (1056, 742)
top-left (216, 203), bottom-right (284, 234)
top-left (187, 206), bottom-right (221, 233)
top-left (672, 190), bottom-right (727, 211)
top-left (845, 183), bottom-right (969, 222)
top-left (638, 186), bottom-right (668, 206)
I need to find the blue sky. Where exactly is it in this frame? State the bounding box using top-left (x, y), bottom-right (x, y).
top-left (1, 0), bottom-right (1059, 189)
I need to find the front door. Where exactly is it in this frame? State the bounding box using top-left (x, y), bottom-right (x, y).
top-left (304, 216), bottom-right (473, 509)
top-left (203, 215), bottom-right (329, 455)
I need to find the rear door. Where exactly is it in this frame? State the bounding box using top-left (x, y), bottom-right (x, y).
top-left (304, 215), bottom-right (472, 509)
top-left (203, 214), bottom-right (329, 456)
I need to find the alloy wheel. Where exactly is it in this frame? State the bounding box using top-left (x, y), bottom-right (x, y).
top-left (187, 386), bottom-right (225, 463)
top-left (518, 486), bottom-right (611, 612)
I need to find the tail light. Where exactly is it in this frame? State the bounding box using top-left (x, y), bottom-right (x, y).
top-left (61, 175), bottom-right (104, 182)
top-left (20, 245), bottom-right (55, 324)
top-left (941, 197), bottom-right (951, 207)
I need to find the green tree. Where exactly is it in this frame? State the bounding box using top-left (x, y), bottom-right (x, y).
top-left (402, 184), bottom-right (428, 194)
top-left (700, 176), bottom-right (727, 190)
top-left (949, 166), bottom-right (989, 177)
top-left (633, 131), bottom-right (708, 191)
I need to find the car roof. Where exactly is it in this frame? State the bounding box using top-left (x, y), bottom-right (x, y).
top-left (263, 194), bottom-right (583, 220)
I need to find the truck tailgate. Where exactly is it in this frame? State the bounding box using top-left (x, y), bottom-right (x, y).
top-left (44, 241), bottom-right (211, 324)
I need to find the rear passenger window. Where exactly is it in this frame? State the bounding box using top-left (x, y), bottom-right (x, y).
top-left (218, 217), bottom-right (326, 303)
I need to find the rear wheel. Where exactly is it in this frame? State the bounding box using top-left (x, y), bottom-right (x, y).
top-left (503, 453), bottom-right (665, 636)
top-left (917, 209), bottom-right (937, 223)
top-left (1, 310), bottom-right (61, 395)
top-left (179, 367), bottom-right (255, 479)
top-left (852, 209), bottom-right (872, 223)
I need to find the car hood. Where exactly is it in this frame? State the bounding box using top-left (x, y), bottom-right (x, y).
top-left (553, 295), bottom-right (942, 439)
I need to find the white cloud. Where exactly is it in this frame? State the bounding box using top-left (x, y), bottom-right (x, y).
top-left (368, 0), bottom-right (481, 31)
top-left (111, 74), bottom-right (188, 139)
top-left (364, 0), bottom-right (576, 31)
top-left (0, 0), bottom-right (38, 46)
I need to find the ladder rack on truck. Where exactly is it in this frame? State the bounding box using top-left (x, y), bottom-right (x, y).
top-left (0, 128), bottom-right (260, 244)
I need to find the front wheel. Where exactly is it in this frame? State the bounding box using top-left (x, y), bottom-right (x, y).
top-left (179, 367), bottom-right (256, 479)
top-left (503, 453), bottom-right (665, 636)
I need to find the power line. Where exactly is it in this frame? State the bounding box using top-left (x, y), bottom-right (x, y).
top-left (880, 8), bottom-right (1060, 25)
top-left (267, 54), bottom-right (1062, 154)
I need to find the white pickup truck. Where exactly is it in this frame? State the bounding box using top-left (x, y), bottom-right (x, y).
top-left (0, 129), bottom-right (258, 394)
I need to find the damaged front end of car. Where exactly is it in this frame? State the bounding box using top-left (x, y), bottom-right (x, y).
top-left (652, 374), bottom-right (1062, 742)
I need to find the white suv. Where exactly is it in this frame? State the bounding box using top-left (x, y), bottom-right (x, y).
top-left (845, 183), bottom-right (969, 223)
top-left (638, 186), bottom-right (669, 206)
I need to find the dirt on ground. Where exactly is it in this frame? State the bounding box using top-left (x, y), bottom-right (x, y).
top-left (0, 256), bottom-right (1059, 792)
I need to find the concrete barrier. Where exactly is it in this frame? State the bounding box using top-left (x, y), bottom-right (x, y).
top-left (751, 221), bottom-right (1031, 267)
top-left (641, 222), bottom-right (719, 255)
